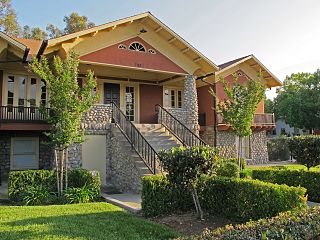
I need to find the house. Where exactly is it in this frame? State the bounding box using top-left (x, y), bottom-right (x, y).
top-left (0, 12), bottom-right (280, 192)
top-left (267, 119), bottom-right (309, 137)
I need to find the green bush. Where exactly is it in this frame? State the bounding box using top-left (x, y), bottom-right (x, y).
top-left (22, 185), bottom-right (51, 206)
top-left (288, 135), bottom-right (320, 169)
top-left (181, 206), bottom-right (320, 240)
top-left (64, 184), bottom-right (98, 204)
top-left (8, 169), bottom-right (101, 205)
top-left (251, 169), bottom-right (320, 202)
top-left (216, 161), bottom-right (240, 178)
top-left (9, 170), bottom-right (56, 204)
top-left (141, 175), bottom-right (307, 220)
top-left (267, 136), bottom-right (291, 161)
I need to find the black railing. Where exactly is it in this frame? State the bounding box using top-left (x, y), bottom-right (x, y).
top-left (0, 106), bottom-right (50, 122)
top-left (155, 104), bottom-right (208, 147)
top-left (111, 102), bottom-right (158, 174)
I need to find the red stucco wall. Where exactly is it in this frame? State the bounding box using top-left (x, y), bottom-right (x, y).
top-left (197, 85), bottom-right (214, 126)
top-left (80, 37), bottom-right (187, 74)
top-left (139, 84), bottom-right (163, 123)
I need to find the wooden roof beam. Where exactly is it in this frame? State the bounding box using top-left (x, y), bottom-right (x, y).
top-left (155, 26), bottom-right (163, 33)
top-left (181, 47), bottom-right (190, 53)
top-left (193, 57), bottom-right (202, 63)
top-left (168, 37), bottom-right (176, 43)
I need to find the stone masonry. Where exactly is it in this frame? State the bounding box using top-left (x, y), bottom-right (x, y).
top-left (81, 104), bottom-right (112, 130)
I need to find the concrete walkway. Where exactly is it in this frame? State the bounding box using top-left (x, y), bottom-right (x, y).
top-left (101, 193), bottom-right (142, 214)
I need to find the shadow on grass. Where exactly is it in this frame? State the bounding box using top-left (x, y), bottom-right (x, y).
top-left (1, 210), bottom-right (179, 240)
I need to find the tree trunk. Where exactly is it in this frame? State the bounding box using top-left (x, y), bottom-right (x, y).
top-left (65, 147), bottom-right (68, 190)
top-left (238, 137), bottom-right (242, 170)
top-left (60, 148), bottom-right (65, 195)
top-left (189, 183), bottom-right (204, 220)
top-left (54, 149), bottom-right (60, 195)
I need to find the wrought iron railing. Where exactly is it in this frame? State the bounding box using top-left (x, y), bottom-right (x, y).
top-left (0, 106), bottom-right (50, 122)
top-left (217, 113), bottom-right (275, 126)
top-left (111, 102), bottom-right (158, 174)
top-left (155, 104), bottom-right (208, 147)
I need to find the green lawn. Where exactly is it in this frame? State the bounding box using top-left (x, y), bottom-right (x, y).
top-left (0, 202), bottom-right (180, 240)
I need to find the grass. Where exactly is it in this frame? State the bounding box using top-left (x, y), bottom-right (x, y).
top-left (0, 202), bottom-right (180, 240)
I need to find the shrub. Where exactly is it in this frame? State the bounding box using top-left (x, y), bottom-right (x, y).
top-left (251, 168), bottom-right (320, 202)
top-left (22, 185), bottom-right (51, 206)
top-left (64, 184), bottom-right (98, 204)
top-left (159, 146), bottom-right (219, 219)
top-left (9, 170), bottom-right (56, 204)
top-left (141, 175), bottom-right (307, 220)
top-left (181, 206), bottom-right (320, 240)
top-left (288, 135), bottom-right (320, 169)
top-left (216, 161), bottom-right (240, 178)
top-left (267, 136), bottom-right (291, 161)
top-left (8, 169), bottom-right (100, 204)
top-left (226, 157), bottom-right (246, 170)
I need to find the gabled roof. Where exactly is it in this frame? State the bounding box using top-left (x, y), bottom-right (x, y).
top-left (216, 54), bottom-right (282, 87)
top-left (12, 37), bottom-right (42, 56)
top-left (44, 12), bottom-right (219, 74)
top-left (0, 32), bottom-right (30, 62)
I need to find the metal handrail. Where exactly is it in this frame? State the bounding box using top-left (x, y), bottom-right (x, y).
top-left (155, 104), bottom-right (208, 147)
top-left (111, 102), bottom-right (158, 174)
top-left (0, 106), bottom-right (50, 122)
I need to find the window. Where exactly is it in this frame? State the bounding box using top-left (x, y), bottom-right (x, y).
top-left (40, 80), bottom-right (47, 106)
top-left (125, 86), bottom-right (135, 121)
top-left (118, 44), bottom-right (127, 50)
top-left (129, 42), bottom-right (146, 52)
top-left (18, 76), bottom-right (26, 112)
top-left (164, 88), bottom-right (183, 109)
top-left (7, 76), bottom-right (14, 112)
top-left (30, 78), bottom-right (37, 112)
top-left (11, 138), bottom-right (39, 170)
top-left (148, 49), bottom-right (156, 54)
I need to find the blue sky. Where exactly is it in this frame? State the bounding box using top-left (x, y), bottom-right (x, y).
top-left (12, 0), bottom-right (320, 98)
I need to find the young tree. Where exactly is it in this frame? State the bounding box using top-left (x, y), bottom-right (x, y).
top-left (274, 70), bottom-right (320, 131)
top-left (0, 0), bottom-right (20, 36)
top-left (63, 12), bottom-right (95, 34)
top-left (29, 52), bottom-right (98, 195)
top-left (46, 24), bottom-right (63, 39)
top-left (159, 146), bottom-right (219, 220)
top-left (211, 74), bottom-right (265, 167)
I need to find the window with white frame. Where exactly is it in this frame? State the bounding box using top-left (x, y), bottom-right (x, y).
top-left (164, 88), bottom-right (183, 108)
top-left (11, 138), bottom-right (39, 170)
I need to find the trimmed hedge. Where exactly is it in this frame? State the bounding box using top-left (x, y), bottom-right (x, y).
top-left (141, 175), bottom-right (307, 220)
top-left (267, 137), bottom-right (290, 161)
top-left (8, 169), bottom-right (100, 204)
top-left (250, 169), bottom-right (320, 202)
top-left (181, 206), bottom-right (320, 240)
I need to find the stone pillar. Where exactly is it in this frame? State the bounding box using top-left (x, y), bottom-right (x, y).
top-left (184, 75), bottom-right (200, 135)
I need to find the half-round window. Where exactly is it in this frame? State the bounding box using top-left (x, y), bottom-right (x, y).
top-left (118, 44), bottom-right (127, 50)
top-left (148, 49), bottom-right (156, 54)
top-left (129, 42), bottom-right (146, 52)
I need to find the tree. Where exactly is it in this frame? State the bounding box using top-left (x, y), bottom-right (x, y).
top-left (159, 146), bottom-right (219, 220)
top-left (0, 0), bottom-right (20, 36)
top-left (46, 24), bottom-right (63, 38)
top-left (22, 25), bottom-right (47, 40)
top-left (63, 12), bottom-right (95, 34)
top-left (29, 52), bottom-right (98, 195)
top-left (264, 98), bottom-right (274, 114)
top-left (274, 70), bottom-right (320, 131)
top-left (211, 74), bottom-right (265, 167)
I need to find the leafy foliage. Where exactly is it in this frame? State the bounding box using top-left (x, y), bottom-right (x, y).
top-left (264, 98), bottom-right (274, 113)
top-left (8, 169), bottom-right (100, 205)
top-left (267, 136), bottom-right (291, 161)
top-left (183, 206), bottom-right (320, 240)
top-left (0, 0), bottom-right (20, 36)
top-left (141, 175), bottom-right (307, 220)
top-left (64, 184), bottom-right (98, 204)
top-left (159, 146), bottom-right (219, 219)
top-left (63, 12), bottom-right (95, 34)
top-left (22, 25), bottom-right (47, 40)
top-left (274, 70), bottom-right (320, 130)
top-left (288, 135), bottom-right (320, 169)
top-left (215, 161), bottom-right (240, 178)
top-left (250, 168), bottom-right (320, 202)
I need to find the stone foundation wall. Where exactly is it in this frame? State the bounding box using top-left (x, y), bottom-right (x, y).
top-left (199, 127), bottom-right (269, 164)
top-left (250, 130), bottom-right (268, 164)
top-left (81, 104), bottom-right (112, 130)
top-left (106, 124), bottom-right (145, 193)
top-left (0, 135), bottom-right (10, 180)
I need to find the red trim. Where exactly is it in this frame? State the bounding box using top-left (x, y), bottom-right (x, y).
top-left (0, 123), bottom-right (50, 131)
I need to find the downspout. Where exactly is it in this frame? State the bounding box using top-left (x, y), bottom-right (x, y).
top-left (196, 73), bottom-right (217, 148)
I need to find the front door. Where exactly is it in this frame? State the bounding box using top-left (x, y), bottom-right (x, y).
top-left (104, 83), bottom-right (120, 106)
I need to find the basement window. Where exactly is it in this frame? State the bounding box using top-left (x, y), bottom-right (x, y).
top-left (11, 138), bottom-right (39, 170)
top-left (129, 42), bottom-right (146, 52)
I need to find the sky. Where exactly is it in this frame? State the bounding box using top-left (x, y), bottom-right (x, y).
top-left (11, 0), bottom-right (320, 99)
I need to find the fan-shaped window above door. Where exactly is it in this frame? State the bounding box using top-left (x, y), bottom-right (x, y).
top-left (128, 42), bottom-right (146, 52)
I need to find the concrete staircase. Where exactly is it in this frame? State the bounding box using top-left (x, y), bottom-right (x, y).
top-left (134, 124), bottom-right (181, 153)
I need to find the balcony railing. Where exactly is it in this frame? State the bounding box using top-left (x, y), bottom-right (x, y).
top-left (217, 113), bottom-right (275, 126)
top-left (0, 106), bottom-right (50, 122)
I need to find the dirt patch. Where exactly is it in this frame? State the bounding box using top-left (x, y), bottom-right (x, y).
top-left (150, 212), bottom-right (240, 236)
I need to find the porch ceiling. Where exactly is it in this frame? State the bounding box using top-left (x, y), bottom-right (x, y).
top-left (78, 62), bottom-right (186, 86)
